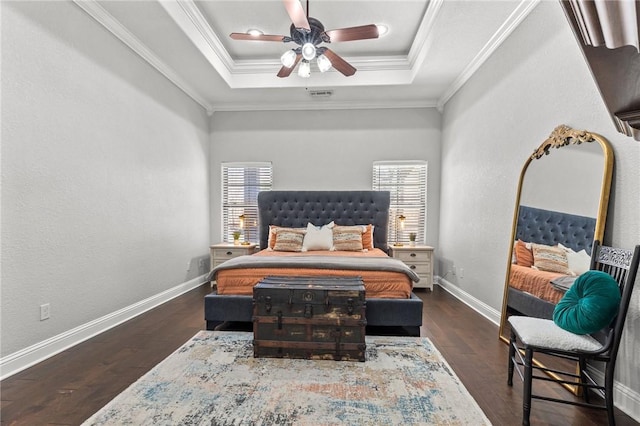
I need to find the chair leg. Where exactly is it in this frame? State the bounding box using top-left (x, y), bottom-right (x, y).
top-left (522, 347), bottom-right (533, 426)
top-left (508, 331), bottom-right (516, 386)
top-left (579, 357), bottom-right (590, 403)
top-left (605, 369), bottom-right (616, 426)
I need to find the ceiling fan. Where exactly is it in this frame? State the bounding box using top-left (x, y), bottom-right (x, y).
top-left (230, 0), bottom-right (380, 78)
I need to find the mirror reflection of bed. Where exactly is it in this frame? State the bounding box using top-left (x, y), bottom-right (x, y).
top-left (498, 125), bottom-right (614, 390)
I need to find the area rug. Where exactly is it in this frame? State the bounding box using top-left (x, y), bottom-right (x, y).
top-left (83, 331), bottom-right (491, 425)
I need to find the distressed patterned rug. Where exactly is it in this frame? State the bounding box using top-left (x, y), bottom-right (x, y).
top-left (83, 331), bottom-right (491, 425)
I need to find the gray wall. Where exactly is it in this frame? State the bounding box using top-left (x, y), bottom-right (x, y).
top-left (1, 2), bottom-right (211, 357)
top-left (3, 0), bottom-right (639, 417)
top-left (520, 142), bottom-right (605, 218)
top-left (209, 108), bottom-right (442, 248)
top-left (440, 1), bottom-right (639, 415)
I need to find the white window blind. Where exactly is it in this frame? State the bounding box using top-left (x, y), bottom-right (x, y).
top-left (222, 162), bottom-right (272, 243)
top-left (373, 161), bottom-right (427, 245)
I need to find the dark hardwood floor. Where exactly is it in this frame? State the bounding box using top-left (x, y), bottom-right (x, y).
top-left (1, 284), bottom-right (638, 425)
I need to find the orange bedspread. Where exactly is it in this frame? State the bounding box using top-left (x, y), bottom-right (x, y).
top-left (509, 264), bottom-right (566, 304)
top-left (215, 248), bottom-right (412, 299)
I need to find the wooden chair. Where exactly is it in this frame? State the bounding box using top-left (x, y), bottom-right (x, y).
top-left (507, 241), bottom-right (640, 426)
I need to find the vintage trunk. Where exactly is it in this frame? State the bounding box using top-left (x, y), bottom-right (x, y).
top-left (253, 276), bottom-right (367, 361)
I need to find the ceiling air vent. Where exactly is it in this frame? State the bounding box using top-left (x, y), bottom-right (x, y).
top-left (307, 89), bottom-right (334, 98)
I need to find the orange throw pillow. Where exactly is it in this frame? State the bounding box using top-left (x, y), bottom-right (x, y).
top-left (515, 239), bottom-right (534, 267)
top-left (362, 224), bottom-right (373, 249)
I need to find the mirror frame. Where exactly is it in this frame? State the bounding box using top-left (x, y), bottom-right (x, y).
top-left (498, 124), bottom-right (614, 343)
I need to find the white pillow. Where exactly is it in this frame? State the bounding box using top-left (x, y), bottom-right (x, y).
top-left (557, 243), bottom-right (575, 253)
top-left (566, 249), bottom-right (591, 275)
top-left (302, 222), bottom-right (334, 251)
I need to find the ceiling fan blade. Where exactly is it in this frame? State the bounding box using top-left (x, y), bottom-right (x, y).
top-left (277, 54), bottom-right (302, 78)
top-left (283, 0), bottom-right (310, 30)
top-left (230, 33), bottom-right (288, 42)
top-left (324, 24), bottom-right (379, 42)
top-left (322, 49), bottom-right (356, 76)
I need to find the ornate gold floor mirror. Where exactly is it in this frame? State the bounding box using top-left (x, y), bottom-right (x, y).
top-left (498, 125), bottom-right (614, 393)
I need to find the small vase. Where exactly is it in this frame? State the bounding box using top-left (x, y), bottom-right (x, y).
top-left (233, 238), bottom-right (240, 245)
top-left (410, 241), bottom-right (416, 247)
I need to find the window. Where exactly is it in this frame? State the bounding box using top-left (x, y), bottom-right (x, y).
top-left (222, 162), bottom-right (272, 243)
top-left (373, 161), bottom-right (427, 245)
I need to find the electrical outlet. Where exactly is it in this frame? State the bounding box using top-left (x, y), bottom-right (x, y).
top-left (40, 303), bottom-right (50, 321)
top-left (459, 268), bottom-right (464, 278)
top-left (452, 265), bottom-right (457, 276)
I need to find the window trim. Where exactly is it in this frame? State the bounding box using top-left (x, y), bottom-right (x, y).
top-left (221, 161), bottom-right (272, 243)
top-left (373, 160), bottom-right (427, 245)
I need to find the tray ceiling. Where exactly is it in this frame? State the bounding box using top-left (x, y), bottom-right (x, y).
top-left (76, 0), bottom-right (539, 113)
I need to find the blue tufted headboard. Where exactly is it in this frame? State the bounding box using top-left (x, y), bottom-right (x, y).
top-left (257, 191), bottom-right (390, 251)
top-left (516, 205), bottom-right (596, 253)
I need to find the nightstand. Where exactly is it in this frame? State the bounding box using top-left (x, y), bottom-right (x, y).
top-left (209, 243), bottom-right (257, 271)
top-left (389, 245), bottom-right (434, 290)
top-left (209, 243), bottom-right (258, 287)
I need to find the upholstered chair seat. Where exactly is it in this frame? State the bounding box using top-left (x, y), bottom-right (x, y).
top-left (508, 316), bottom-right (603, 352)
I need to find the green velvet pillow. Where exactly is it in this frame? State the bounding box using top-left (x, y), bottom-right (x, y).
top-left (553, 270), bottom-right (621, 335)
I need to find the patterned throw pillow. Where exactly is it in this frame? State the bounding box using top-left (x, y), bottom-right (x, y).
top-left (272, 229), bottom-right (305, 252)
top-left (532, 243), bottom-right (573, 275)
top-left (268, 225), bottom-right (305, 249)
top-left (333, 229), bottom-right (364, 251)
top-left (333, 225), bottom-right (370, 248)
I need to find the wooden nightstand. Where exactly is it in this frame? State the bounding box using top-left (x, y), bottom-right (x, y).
top-left (209, 243), bottom-right (258, 287)
top-left (209, 243), bottom-right (257, 271)
top-left (389, 245), bottom-right (434, 290)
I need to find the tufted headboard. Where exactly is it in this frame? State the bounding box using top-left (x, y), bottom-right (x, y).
top-left (257, 191), bottom-right (390, 251)
top-left (516, 205), bottom-right (596, 253)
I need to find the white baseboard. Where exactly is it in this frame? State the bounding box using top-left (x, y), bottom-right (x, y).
top-left (587, 366), bottom-right (640, 422)
top-left (435, 276), bottom-right (640, 423)
top-left (0, 274), bottom-right (209, 381)
top-left (436, 276), bottom-right (501, 326)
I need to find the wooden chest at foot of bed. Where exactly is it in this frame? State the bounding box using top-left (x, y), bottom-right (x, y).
top-left (252, 276), bottom-right (367, 362)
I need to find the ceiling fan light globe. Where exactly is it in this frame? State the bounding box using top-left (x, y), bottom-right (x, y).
top-left (280, 50), bottom-right (297, 68)
top-left (376, 24), bottom-right (388, 37)
top-left (317, 54), bottom-right (332, 72)
top-left (298, 61), bottom-right (311, 78)
top-left (301, 43), bottom-right (317, 61)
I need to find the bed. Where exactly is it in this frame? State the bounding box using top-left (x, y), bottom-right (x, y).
top-left (204, 190), bottom-right (424, 336)
top-left (507, 205), bottom-right (596, 319)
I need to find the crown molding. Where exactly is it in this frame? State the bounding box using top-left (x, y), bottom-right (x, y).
top-left (407, 0), bottom-right (445, 77)
top-left (614, 109), bottom-right (640, 141)
top-left (73, 0), bottom-right (214, 114)
top-left (158, 0), bottom-right (234, 84)
top-left (436, 0), bottom-right (540, 111)
top-left (161, 0), bottom-right (434, 88)
top-left (209, 98), bottom-right (438, 113)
